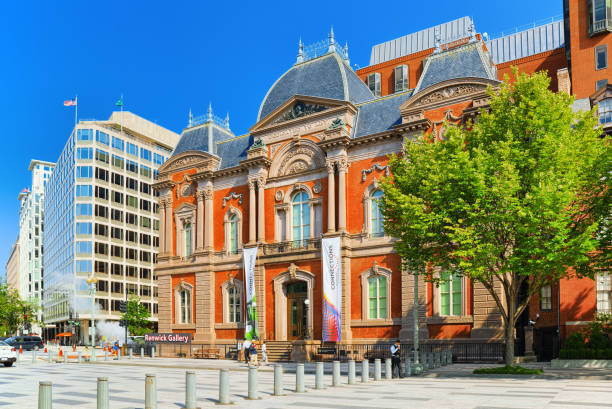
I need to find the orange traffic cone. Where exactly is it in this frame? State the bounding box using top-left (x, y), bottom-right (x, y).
top-left (59, 349), bottom-right (63, 357)
top-left (19, 346), bottom-right (22, 354)
top-left (44, 345), bottom-right (47, 353)
top-left (72, 346), bottom-right (76, 352)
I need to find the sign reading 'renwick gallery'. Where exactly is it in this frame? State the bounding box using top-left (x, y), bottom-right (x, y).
top-left (144, 333), bottom-right (192, 344)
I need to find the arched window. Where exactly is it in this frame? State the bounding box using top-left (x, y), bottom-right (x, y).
top-left (368, 275), bottom-right (388, 319)
top-left (184, 222), bottom-right (192, 257)
top-left (174, 282), bottom-right (193, 324)
top-left (371, 190), bottom-right (384, 237)
top-left (228, 284), bottom-right (242, 323)
top-left (440, 271), bottom-right (462, 316)
top-left (228, 214), bottom-right (239, 254)
top-left (292, 191), bottom-right (310, 245)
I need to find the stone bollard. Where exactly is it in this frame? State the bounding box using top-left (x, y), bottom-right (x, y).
top-left (361, 359), bottom-right (369, 383)
top-left (63, 353), bottom-right (67, 364)
top-left (151, 346), bottom-right (155, 359)
top-left (440, 351), bottom-right (446, 366)
top-left (315, 362), bottom-right (324, 389)
top-left (38, 381), bottom-right (52, 409)
top-left (218, 369), bottom-right (231, 405)
top-left (141, 348), bottom-right (144, 359)
top-left (47, 350), bottom-right (52, 364)
top-left (332, 361), bottom-right (341, 386)
top-left (421, 352), bottom-right (427, 370)
top-left (97, 377), bottom-right (109, 409)
top-left (348, 360), bottom-right (356, 385)
top-left (247, 367), bottom-right (258, 400)
top-left (404, 358), bottom-right (411, 377)
top-left (385, 358), bottom-right (392, 380)
top-left (145, 374), bottom-right (157, 409)
top-left (104, 350), bottom-right (109, 361)
top-left (117, 349), bottom-right (121, 360)
top-left (32, 350), bottom-right (37, 364)
top-left (77, 351), bottom-right (82, 363)
top-left (91, 348), bottom-right (96, 362)
top-left (185, 371), bottom-right (196, 409)
top-left (129, 349), bottom-right (133, 359)
top-left (374, 359), bottom-right (381, 381)
top-left (447, 350), bottom-right (453, 364)
top-left (273, 364), bottom-right (283, 396)
top-left (436, 351), bottom-right (441, 367)
top-left (296, 363), bottom-right (306, 393)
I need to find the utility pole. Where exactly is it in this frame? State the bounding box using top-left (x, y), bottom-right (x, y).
top-left (86, 276), bottom-right (98, 347)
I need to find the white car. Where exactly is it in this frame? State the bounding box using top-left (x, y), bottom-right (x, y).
top-left (0, 341), bottom-right (17, 367)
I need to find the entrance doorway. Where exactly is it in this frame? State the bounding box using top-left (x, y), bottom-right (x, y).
top-left (286, 281), bottom-right (307, 340)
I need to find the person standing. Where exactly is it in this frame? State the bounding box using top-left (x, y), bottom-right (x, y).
top-left (390, 340), bottom-right (402, 378)
top-left (243, 339), bottom-right (251, 364)
top-left (249, 342), bottom-right (259, 367)
top-left (261, 341), bottom-right (268, 365)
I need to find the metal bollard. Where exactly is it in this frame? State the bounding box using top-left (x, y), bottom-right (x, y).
top-left (332, 361), bottom-right (341, 386)
top-left (218, 369), bottom-right (230, 405)
top-left (361, 359), bottom-right (369, 382)
top-left (185, 371), bottom-right (196, 409)
top-left (315, 362), bottom-right (324, 389)
top-left (385, 358), bottom-right (392, 380)
top-left (428, 353), bottom-right (434, 369)
top-left (436, 351), bottom-right (441, 367)
top-left (104, 350), bottom-right (109, 361)
top-left (145, 374), bottom-right (157, 409)
top-left (247, 367), bottom-right (258, 399)
top-left (421, 352), bottom-right (427, 370)
top-left (296, 362), bottom-right (306, 393)
top-left (374, 359), bottom-right (381, 381)
top-left (77, 351), bottom-right (82, 363)
top-left (141, 348), bottom-right (144, 359)
top-left (32, 350), bottom-right (37, 364)
top-left (91, 348), bottom-right (96, 362)
top-left (63, 353), bottom-right (67, 364)
top-left (448, 350), bottom-right (453, 364)
top-left (38, 381), bottom-right (52, 409)
top-left (129, 348), bottom-right (133, 359)
top-left (117, 349), bottom-right (121, 360)
top-left (348, 360), bottom-right (356, 385)
top-left (48, 350), bottom-right (52, 364)
top-left (97, 377), bottom-right (109, 409)
top-left (273, 364), bottom-right (283, 396)
top-left (151, 346), bottom-right (155, 359)
top-left (404, 358), bottom-right (411, 377)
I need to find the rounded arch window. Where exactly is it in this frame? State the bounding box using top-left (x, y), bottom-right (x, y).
top-left (184, 222), bottom-right (192, 257)
top-left (292, 191), bottom-right (310, 245)
top-left (370, 190), bottom-right (384, 237)
top-left (228, 213), bottom-right (239, 254)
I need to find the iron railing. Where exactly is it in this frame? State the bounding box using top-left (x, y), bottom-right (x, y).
top-left (144, 343), bottom-right (239, 359)
top-left (263, 238), bottom-right (321, 255)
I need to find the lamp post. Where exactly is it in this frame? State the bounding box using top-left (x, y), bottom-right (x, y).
top-left (251, 301), bottom-right (257, 340)
top-left (303, 299), bottom-right (310, 340)
top-left (86, 276), bottom-right (98, 348)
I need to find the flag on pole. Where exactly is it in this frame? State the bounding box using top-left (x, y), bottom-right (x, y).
top-left (115, 97), bottom-right (123, 107)
top-left (64, 99), bottom-right (77, 106)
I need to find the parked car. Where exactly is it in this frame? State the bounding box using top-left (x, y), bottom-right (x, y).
top-left (5, 336), bottom-right (44, 351)
top-left (0, 341), bottom-right (17, 367)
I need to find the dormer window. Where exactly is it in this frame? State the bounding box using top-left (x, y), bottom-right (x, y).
top-left (394, 65), bottom-right (409, 93)
top-left (598, 98), bottom-right (612, 124)
top-left (588, 0), bottom-right (612, 36)
top-left (367, 73), bottom-right (381, 97)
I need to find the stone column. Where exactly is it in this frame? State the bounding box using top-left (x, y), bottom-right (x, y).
top-left (159, 200), bottom-right (166, 255)
top-left (195, 270), bottom-right (215, 343)
top-left (248, 179), bottom-right (256, 244)
top-left (157, 274), bottom-right (172, 333)
top-left (337, 158), bottom-right (348, 232)
top-left (204, 187), bottom-right (214, 250)
top-left (326, 160), bottom-right (336, 233)
top-left (399, 269), bottom-right (428, 342)
top-left (165, 197), bottom-right (173, 254)
top-left (341, 258), bottom-right (352, 341)
top-left (196, 190), bottom-right (205, 250)
top-left (257, 177), bottom-right (266, 243)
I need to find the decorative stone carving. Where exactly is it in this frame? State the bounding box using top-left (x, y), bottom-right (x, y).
top-left (166, 155), bottom-right (203, 171)
top-left (337, 157), bottom-right (349, 172)
top-left (180, 182), bottom-right (194, 197)
top-left (313, 182), bottom-right (322, 194)
top-left (228, 273), bottom-right (235, 287)
top-left (269, 143), bottom-right (282, 158)
top-left (249, 135), bottom-right (266, 150)
top-left (288, 263), bottom-right (298, 280)
top-left (272, 101), bottom-right (328, 125)
top-left (275, 190), bottom-right (284, 202)
top-left (417, 85), bottom-right (481, 106)
top-left (248, 179), bottom-right (257, 190)
top-left (327, 117), bottom-right (345, 130)
top-left (286, 160), bottom-right (309, 174)
top-left (277, 146), bottom-right (319, 176)
top-left (326, 159), bottom-right (335, 174)
top-left (203, 188), bottom-right (213, 201)
top-left (195, 190), bottom-right (206, 201)
top-left (256, 176), bottom-right (267, 189)
top-left (362, 163), bottom-right (390, 182)
top-left (222, 192), bottom-right (243, 207)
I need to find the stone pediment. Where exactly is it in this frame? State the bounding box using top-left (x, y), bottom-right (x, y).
top-left (158, 150), bottom-right (220, 176)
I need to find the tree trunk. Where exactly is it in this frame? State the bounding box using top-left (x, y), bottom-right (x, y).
top-left (504, 321), bottom-right (515, 365)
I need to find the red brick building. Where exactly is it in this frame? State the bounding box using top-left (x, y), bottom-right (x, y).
top-left (153, 6), bottom-right (610, 360)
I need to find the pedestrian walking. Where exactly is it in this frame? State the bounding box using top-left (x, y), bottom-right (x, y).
top-left (261, 341), bottom-right (268, 365)
top-left (249, 341), bottom-right (259, 367)
top-left (391, 340), bottom-right (402, 378)
top-left (243, 338), bottom-right (251, 364)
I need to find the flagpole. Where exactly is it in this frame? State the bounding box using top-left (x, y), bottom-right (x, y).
top-left (74, 95), bottom-right (78, 127)
top-left (120, 93), bottom-right (123, 135)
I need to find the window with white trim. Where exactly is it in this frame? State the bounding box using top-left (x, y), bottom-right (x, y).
top-left (174, 282), bottom-right (193, 324)
top-left (440, 271), bottom-right (462, 316)
top-left (598, 98), bottom-right (612, 124)
top-left (596, 45), bottom-right (608, 70)
top-left (222, 278), bottom-right (243, 324)
top-left (184, 222), bottom-right (192, 257)
top-left (368, 275), bottom-right (388, 319)
top-left (367, 73), bottom-right (381, 97)
top-left (394, 65), bottom-right (409, 92)
top-left (597, 272), bottom-right (611, 314)
top-left (540, 285), bottom-right (552, 311)
top-left (371, 190), bottom-right (384, 237)
top-left (229, 214), bottom-right (238, 253)
top-left (292, 191), bottom-right (310, 245)
top-left (224, 209), bottom-right (242, 254)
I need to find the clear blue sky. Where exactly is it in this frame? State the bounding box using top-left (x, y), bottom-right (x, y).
top-left (0, 0), bottom-right (561, 278)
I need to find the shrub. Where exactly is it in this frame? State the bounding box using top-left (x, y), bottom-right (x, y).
top-left (473, 365), bottom-right (543, 375)
top-left (559, 314), bottom-right (612, 359)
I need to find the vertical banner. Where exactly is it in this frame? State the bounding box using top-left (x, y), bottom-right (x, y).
top-left (321, 237), bottom-right (342, 342)
top-left (243, 246), bottom-right (259, 340)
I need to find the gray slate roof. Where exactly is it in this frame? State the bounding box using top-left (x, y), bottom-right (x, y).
top-left (414, 42), bottom-right (496, 94)
top-left (352, 91), bottom-right (413, 139)
top-left (173, 122), bottom-right (235, 157)
top-left (258, 52), bottom-right (373, 121)
top-left (216, 134), bottom-right (253, 169)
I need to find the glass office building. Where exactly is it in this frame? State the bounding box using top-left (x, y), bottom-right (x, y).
top-left (42, 112), bottom-right (179, 341)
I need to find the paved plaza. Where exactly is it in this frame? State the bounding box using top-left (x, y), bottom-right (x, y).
top-left (1, 351), bottom-right (611, 408)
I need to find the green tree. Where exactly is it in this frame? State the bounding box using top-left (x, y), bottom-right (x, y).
top-left (121, 296), bottom-right (151, 336)
top-left (381, 70), bottom-right (611, 364)
top-left (0, 284), bottom-right (39, 335)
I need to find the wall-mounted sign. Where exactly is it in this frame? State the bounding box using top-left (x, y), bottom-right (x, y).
top-left (144, 333), bottom-right (191, 344)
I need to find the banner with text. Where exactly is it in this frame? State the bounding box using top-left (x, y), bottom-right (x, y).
top-left (144, 333), bottom-right (191, 344)
top-left (322, 236), bottom-right (342, 342)
top-left (243, 246), bottom-right (259, 340)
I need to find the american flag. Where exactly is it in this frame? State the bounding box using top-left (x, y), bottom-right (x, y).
top-left (64, 99), bottom-right (77, 106)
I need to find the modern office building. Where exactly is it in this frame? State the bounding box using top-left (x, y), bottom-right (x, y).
top-left (6, 240), bottom-right (19, 291)
top-left (42, 111), bottom-right (179, 342)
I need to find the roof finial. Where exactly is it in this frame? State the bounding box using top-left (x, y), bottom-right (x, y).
top-left (343, 42), bottom-right (349, 64)
top-left (224, 113), bottom-right (230, 130)
top-left (328, 26), bottom-right (336, 53)
top-left (434, 30), bottom-right (442, 54)
top-left (188, 108), bottom-right (193, 127)
top-left (297, 37), bottom-right (304, 64)
top-left (468, 20), bottom-right (477, 43)
top-left (207, 102), bottom-right (213, 122)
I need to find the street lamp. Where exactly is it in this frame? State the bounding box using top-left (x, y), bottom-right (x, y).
top-left (303, 299), bottom-right (310, 340)
top-left (86, 276), bottom-right (98, 348)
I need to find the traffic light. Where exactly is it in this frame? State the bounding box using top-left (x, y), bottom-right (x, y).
top-left (118, 319), bottom-right (127, 327)
top-left (69, 310), bottom-right (73, 320)
top-left (119, 301), bottom-right (127, 313)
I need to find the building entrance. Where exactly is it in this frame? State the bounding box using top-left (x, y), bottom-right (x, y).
top-left (286, 281), bottom-right (307, 340)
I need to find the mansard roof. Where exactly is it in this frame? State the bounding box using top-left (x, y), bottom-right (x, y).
top-left (258, 52), bottom-right (374, 122)
top-left (414, 41), bottom-right (497, 94)
top-left (173, 121), bottom-right (235, 157)
top-left (352, 91), bottom-right (413, 138)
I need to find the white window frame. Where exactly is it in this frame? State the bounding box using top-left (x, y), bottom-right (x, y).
top-left (223, 207), bottom-right (243, 255)
top-left (540, 284), bottom-right (552, 311)
top-left (291, 191), bottom-right (311, 245)
top-left (596, 272), bottom-right (611, 314)
top-left (434, 270), bottom-right (466, 317)
top-left (174, 281), bottom-right (193, 324)
top-left (596, 45), bottom-right (608, 70)
top-left (360, 263), bottom-right (392, 320)
top-left (367, 72), bottom-right (381, 97)
top-left (173, 202), bottom-right (196, 259)
top-left (362, 180), bottom-right (385, 238)
top-left (222, 278), bottom-right (244, 324)
top-left (394, 65), bottom-right (409, 93)
top-left (275, 184), bottom-right (320, 244)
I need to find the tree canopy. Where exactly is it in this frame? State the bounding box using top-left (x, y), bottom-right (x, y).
top-left (381, 70), bottom-right (612, 364)
top-left (0, 284), bottom-right (39, 336)
top-left (122, 296), bottom-right (152, 336)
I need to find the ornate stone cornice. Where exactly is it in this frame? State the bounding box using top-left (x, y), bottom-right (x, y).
top-left (318, 133), bottom-right (351, 151)
top-left (203, 188), bottom-right (214, 201)
top-left (325, 159), bottom-right (335, 174)
top-left (152, 180), bottom-right (177, 191)
top-left (336, 157), bottom-right (349, 172)
top-left (247, 179), bottom-right (257, 190)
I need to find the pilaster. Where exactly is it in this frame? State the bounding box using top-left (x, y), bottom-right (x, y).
top-left (326, 160), bottom-right (336, 233)
top-left (195, 268), bottom-right (216, 343)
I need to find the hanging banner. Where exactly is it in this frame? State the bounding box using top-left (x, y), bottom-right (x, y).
top-left (243, 246), bottom-right (259, 340)
top-left (321, 237), bottom-right (342, 342)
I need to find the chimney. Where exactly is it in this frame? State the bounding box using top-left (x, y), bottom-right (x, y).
top-left (557, 68), bottom-right (571, 94)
